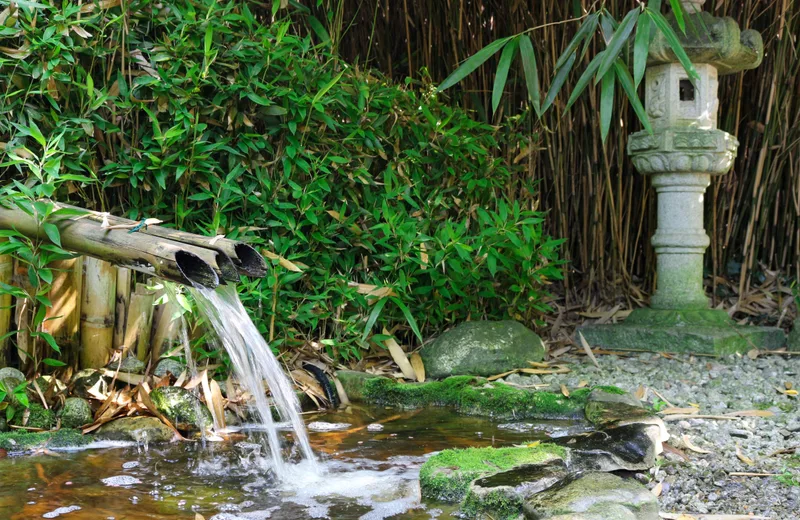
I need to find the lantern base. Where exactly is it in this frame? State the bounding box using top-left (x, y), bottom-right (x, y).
top-left (578, 309), bottom-right (786, 356)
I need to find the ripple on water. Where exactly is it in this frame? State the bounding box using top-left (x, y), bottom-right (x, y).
top-left (42, 505), bottom-right (81, 518)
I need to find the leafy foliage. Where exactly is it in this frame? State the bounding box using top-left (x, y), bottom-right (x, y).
top-left (0, 0), bottom-right (562, 362)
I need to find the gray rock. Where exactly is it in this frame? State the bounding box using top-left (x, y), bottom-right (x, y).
top-left (566, 423), bottom-right (662, 472)
top-left (149, 386), bottom-right (213, 430)
top-left (95, 416), bottom-right (175, 443)
top-left (107, 356), bottom-right (145, 374)
top-left (335, 370), bottom-right (386, 401)
top-left (523, 473), bottom-right (658, 520)
top-left (153, 358), bottom-right (185, 378)
top-left (71, 369), bottom-right (110, 399)
top-left (0, 367), bottom-right (25, 382)
top-left (420, 321), bottom-right (545, 379)
top-left (58, 397), bottom-right (93, 429)
top-left (547, 503), bottom-right (638, 519)
top-left (789, 317), bottom-right (800, 352)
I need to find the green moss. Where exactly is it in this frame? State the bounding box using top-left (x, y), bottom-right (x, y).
top-left (0, 428), bottom-right (91, 451)
top-left (462, 488), bottom-right (522, 520)
top-left (362, 376), bottom-right (617, 420)
top-left (9, 404), bottom-right (56, 430)
top-left (419, 444), bottom-right (566, 502)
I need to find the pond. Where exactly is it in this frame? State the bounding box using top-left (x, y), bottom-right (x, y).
top-left (0, 406), bottom-right (585, 519)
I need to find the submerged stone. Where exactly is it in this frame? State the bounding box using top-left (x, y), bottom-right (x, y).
top-left (463, 460), bottom-right (568, 520)
top-left (419, 444), bottom-right (567, 502)
top-left (0, 428), bottom-right (91, 451)
top-left (58, 397), bottom-right (93, 429)
top-left (584, 389), bottom-right (651, 426)
top-left (420, 321), bottom-right (545, 379)
top-left (149, 386), bottom-right (213, 430)
top-left (522, 473), bottom-right (658, 520)
top-left (153, 358), bottom-right (185, 378)
top-left (95, 416), bottom-right (175, 443)
top-left (307, 421), bottom-right (351, 432)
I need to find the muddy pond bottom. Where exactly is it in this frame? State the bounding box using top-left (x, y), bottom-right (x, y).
top-left (0, 406), bottom-right (585, 519)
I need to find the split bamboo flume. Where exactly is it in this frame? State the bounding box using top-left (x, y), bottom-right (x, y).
top-left (0, 203), bottom-right (267, 288)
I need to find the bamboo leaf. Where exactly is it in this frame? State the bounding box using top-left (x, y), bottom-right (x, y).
top-left (650, 0), bottom-right (663, 13)
top-left (600, 68), bottom-right (616, 142)
top-left (518, 35), bottom-right (541, 114)
top-left (669, 0), bottom-right (686, 33)
top-left (307, 16), bottom-right (330, 46)
top-left (542, 51), bottom-right (577, 113)
top-left (492, 38), bottom-right (518, 114)
top-left (634, 13), bottom-right (651, 87)
top-left (565, 50), bottom-right (606, 112)
top-left (42, 358), bottom-right (67, 367)
top-left (42, 222), bottom-right (61, 247)
top-left (361, 296), bottom-right (388, 343)
top-left (595, 8), bottom-right (639, 85)
top-left (38, 330), bottom-right (60, 353)
top-left (614, 60), bottom-right (653, 135)
top-left (438, 37), bottom-right (511, 92)
top-left (391, 297), bottom-right (423, 343)
top-left (648, 9), bottom-right (698, 81)
top-left (556, 13), bottom-right (599, 70)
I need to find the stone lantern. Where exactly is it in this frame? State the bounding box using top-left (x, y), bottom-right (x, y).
top-left (580, 0), bottom-right (786, 354)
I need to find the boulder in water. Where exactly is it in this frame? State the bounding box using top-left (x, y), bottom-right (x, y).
top-left (153, 358), bottom-right (185, 378)
top-left (149, 386), bottom-right (213, 430)
top-left (95, 416), bottom-right (175, 443)
top-left (58, 397), bottom-right (93, 429)
top-left (522, 473), bottom-right (658, 520)
top-left (420, 321), bottom-right (545, 379)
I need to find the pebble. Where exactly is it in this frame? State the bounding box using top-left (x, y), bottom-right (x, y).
top-left (307, 422), bottom-right (351, 432)
top-left (101, 476), bottom-right (142, 487)
top-left (367, 423), bottom-right (384, 432)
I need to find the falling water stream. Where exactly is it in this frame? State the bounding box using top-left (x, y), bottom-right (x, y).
top-left (189, 285), bottom-right (318, 477)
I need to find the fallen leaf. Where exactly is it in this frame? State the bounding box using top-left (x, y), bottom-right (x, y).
top-left (651, 480), bottom-right (663, 497)
top-left (634, 385), bottom-right (647, 400)
top-left (736, 443), bottom-right (755, 465)
top-left (382, 329), bottom-right (415, 380)
top-left (682, 434), bottom-right (712, 454)
top-left (661, 407), bottom-right (700, 416)
top-left (747, 348), bottom-right (760, 360)
top-left (263, 250), bottom-right (303, 273)
top-left (578, 332), bottom-right (601, 370)
top-left (725, 410), bottom-right (774, 418)
top-left (410, 352), bottom-right (425, 383)
top-left (577, 380), bottom-right (589, 388)
top-left (487, 370), bottom-right (519, 382)
top-left (560, 384), bottom-right (570, 397)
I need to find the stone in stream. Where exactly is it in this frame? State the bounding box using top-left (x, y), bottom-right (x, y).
top-left (58, 397), bottom-right (93, 429)
top-left (95, 416), bottom-right (175, 443)
top-left (307, 421), bottom-right (351, 432)
top-left (149, 386), bottom-right (213, 430)
top-left (420, 321), bottom-right (545, 379)
top-left (565, 423), bottom-right (663, 473)
top-left (584, 388), bottom-right (652, 426)
top-left (522, 473), bottom-right (658, 520)
top-left (107, 356), bottom-right (146, 374)
top-left (153, 358), bottom-right (185, 378)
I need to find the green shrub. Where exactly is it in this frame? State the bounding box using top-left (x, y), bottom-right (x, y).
top-left (0, 0), bottom-right (562, 362)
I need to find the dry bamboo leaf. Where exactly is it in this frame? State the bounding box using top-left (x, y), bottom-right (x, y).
top-left (200, 372), bottom-right (226, 431)
top-left (100, 369), bottom-right (145, 385)
top-left (578, 332), bottom-right (600, 370)
top-left (560, 384), bottom-right (570, 397)
top-left (736, 444), bottom-right (755, 465)
top-left (577, 380), bottom-right (589, 388)
top-left (528, 361), bottom-right (551, 368)
top-left (549, 346), bottom-right (571, 358)
top-left (747, 348), bottom-right (760, 360)
top-left (382, 330), bottom-right (415, 380)
top-left (661, 407), bottom-right (700, 416)
top-left (419, 243), bottom-right (428, 270)
top-left (650, 480), bottom-right (663, 497)
top-left (263, 250), bottom-right (303, 272)
top-left (725, 410), bottom-right (774, 418)
top-left (410, 352), bottom-right (425, 382)
top-left (333, 377), bottom-right (350, 406)
top-left (290, 370), bottom-right (326, 400)
top-left (634, 385), bottom-right (647, 401)
top-left (196, 514), bottom-right (206, 520)
top-left (520, 366), bottom-right (570, 375)
top-left (184, 371), bottom-right (206, 390)
top-left (352, 283), bottom-right (397, 299)
top-left (682, 434), bottom-right (712, 454)
top-left (487, 370), bottom-right (519, 382)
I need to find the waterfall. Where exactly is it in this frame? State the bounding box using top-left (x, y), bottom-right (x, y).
top-left (190, 285), bottom-right (318, 477)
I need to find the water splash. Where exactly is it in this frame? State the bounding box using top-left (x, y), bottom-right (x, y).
top-left (190, 285), bottom-right (317, 477)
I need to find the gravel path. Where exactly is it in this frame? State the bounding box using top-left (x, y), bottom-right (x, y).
top-left (505, 352), bottom-right (800, 519)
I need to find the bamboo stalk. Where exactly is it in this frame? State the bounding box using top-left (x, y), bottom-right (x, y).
top-left (54, 203), bottom-right (263, 278)
top-left (0, 238), bottom-right (12, 366)
top-left (0, 204), bottom-right (220, 288)
top-left (113, 267), bottom-right (132, 349)
top-left (124, 283), bottom-right (155, 362)
top-left (42, 257), bottom-right (83, 365)
top-left (150, 294), bottom-right (180, 363)
top-left (80, 257), bottom-right (117, 369)
top-left (14, 295), bottom-right (33, 371)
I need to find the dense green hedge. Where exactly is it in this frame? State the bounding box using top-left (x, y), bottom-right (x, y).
top-left (0, 0), bottom-right (562, 361)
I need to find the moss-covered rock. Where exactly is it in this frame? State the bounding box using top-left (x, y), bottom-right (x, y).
top-left (584, 388), bottom-right (651, 426)
top-left (420, 321), bottom-right (546, 379)
top-left (107, 356), bottom-right (146, 374)
top-left (95, 416), bottom-right (175, 443)
top-left (361, 375), bottom-right (627, 420)
top-left (58, 397), bottom-right (93, 429)
top-left (522, 473), bottom-right (658, 520)
top-left (336, 370), bottom-right (385, 402)
top-left (149, 386), bottom-right (213, 430)
top-left (71, 369), bottom-right (110, 399)
top-left (0, 428), bottom-right (91, 451)
top-left (0, 367), bottom-right (25, 382)
top-left (420, 444), bottom-right (567, 502)
top-left (10, 403), bottom-right (56, 430)
top-left (153, 358), bottom-right (185, 378)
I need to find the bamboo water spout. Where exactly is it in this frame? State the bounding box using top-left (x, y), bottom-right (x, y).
top-left (0, 203), bottom-right (266, 288)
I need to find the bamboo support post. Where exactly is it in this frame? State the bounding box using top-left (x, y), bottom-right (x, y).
top-left (150, 292), bottom-right (180, 363)
top-left (113, 267), bottom-right (132, 349)
top-left (80, 257), bottom-right (116, 369)
top-left (14, 296), bottom-right (33, 371)
top-left (125, 283), bottom-right (155, 362)
top-left (0, 238), bottom-right (12, 366)
top-left (43, 257), bottom-right (83, 364)
top-left (0, 204), bottom-right (221, 288)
